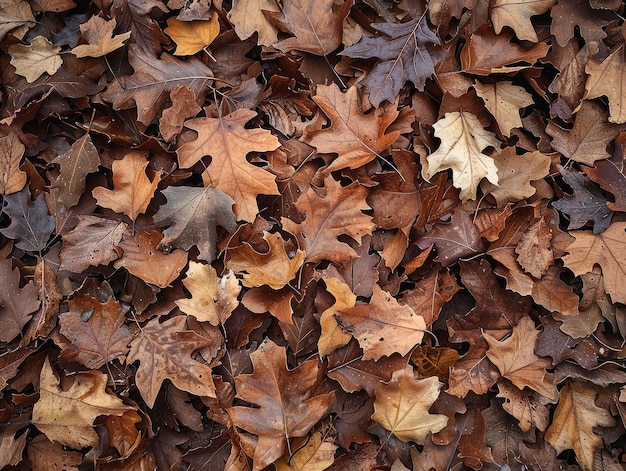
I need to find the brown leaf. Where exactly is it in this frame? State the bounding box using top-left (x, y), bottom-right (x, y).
top-left (515, 217), bottom-right (554, 278)
top-left (275, 432), bottom-right (337, 471)
top-left (497, 380), bottom-right (550, 432)
top-left (164, 15), bottom-right (219, 56)
top-left (0, 0), bottom-right (35, 41)
top-left (584, 135), bottom-right (626, 211)
top-left (0, 258), bottom-right (40, 342)
top-left (411, 346), bottom-right (460, 382)
top-left (474, 80), bottom-right (534, 136)
top-left (228, 340), bottom-right (333, 471)
top-left (159, 85), bottom-right (202, 142)
top-left (490, 0), bottom-right (555, 42)
top-left (71, 16), bottom-right (130, 58)
top-left (0, 132), bottom-right (27, 195)
top-left (8, 35), bottom-right (62, 82)
top-left (584, 44), bottom-right (626, 123)
top-left (227, 0), bottom-right (280, 46)
top-left (27, 435), bottom-right (81, 471)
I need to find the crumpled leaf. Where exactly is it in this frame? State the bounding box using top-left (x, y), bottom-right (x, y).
top-left (70, 16), bottom-right (130, 58)
top-left (341, 12), bottom-right (444, 107)
top-left (228, 339), bottom-right (333, 471)
top-left (8, 36), bottom-right (61, 83)
top-left (515, 217), bottom-right (554, 279)
top-left (372, 366), bottom-right (448, 444)
top-left (424, 111), bottom-right (500, 202)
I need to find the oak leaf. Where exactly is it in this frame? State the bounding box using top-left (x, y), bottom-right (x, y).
top-left (491, 0), bottom-right (556, 42)
top-left (0, 258), bottom-right (39, 342)
top-left (227, 0), bottom-right (280, 46)
top-left (372, 366), bottom-right (448, 444)
top-left (227, 231), bottom-right (305, 289)
top-left (515, 217), bottom-right (554, 279)
top-left (70, 16), bottom-right (130, 58)
top-left (546, 381), bottom-right (616, 471)
top-left (159, 85), bottom-right (202, 142)
top-left (165, 15), bottom-right (219, 56)
top-left (59, 294), bottom-right (132, 369)
top-left (8, 36), bottom-right (61, 83)
top-left (334, 284), bottom-right (426, 360)
top-left (474, 81), bottom-right (534, 136)
top-left (561, 222), bottom-right (626, 304)
top-left (32, 357), bottom-right (133, 449)
top-left (177, 108), bottom-right (280, 221)
top-left (302, 84), bottom-right (400, 172)
top-left (92, 150), bottom-right (161, 221)
top-left (176, 261), bottom-right (241, 325)
top-left (127, 315), bottom-right (217, 408)
top-left (0, 132), bottom-right (27, 195)
top-left (318, 278), bottom-right (355, 356)
top-left (341, 13), bottom-right (444, 107)
top-left (497, 380), bottom-right (550, 432)
top-left (228, 340), bottom-right (333, 471)
top-left (281, 176), bottom-right (374, 266)
top-left (424, 111), bottom-right (500, 202)
top-left (585, 137), bottom-right (626, 211)
top-left (584, 44), bottom-right (626, 123)
top-left (550, 0), bottom-right (612, 46)
top-left (153, 185), bottom-right (237, 263)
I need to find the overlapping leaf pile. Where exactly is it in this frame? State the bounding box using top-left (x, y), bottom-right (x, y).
top-left (2, 0), bottom-right (626, 469)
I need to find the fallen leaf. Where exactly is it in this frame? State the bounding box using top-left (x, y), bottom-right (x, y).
top-left (165, 15), bottom-right (219, 56)
top-left (0, 132), bottom-right (27, 195)
top-left (474, 80), bottom-right (534, 136)
top-left (227, 0), bottom-right (280, 46)
top-left (275, 432), bottom-right (337, 471)
top-left (8, 35), bottom-right (61, 83)
top-left (584, 134), bottom-right (626, 211)
top-left (71, 16), bottom-right (130, 58)
top-left (318, 278), bottom-right (356, 356)
top-left (491, 0), bottom-right (556, 42)
top-left (0, 0), bottom-right (35, 41)
top-left (0, 258), bottom-right (39, 342)
top-left (159, 85), bottom-right (202, 142)
top-left (26, 435), bottom-right (81, 471)
top-left (497, 380), bottom-right (550, 432)
top-left (515, 217), bottom-right (554, 279)
top-left (584, 44), bottom-right (626, 123)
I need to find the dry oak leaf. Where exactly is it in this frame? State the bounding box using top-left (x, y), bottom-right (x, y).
top-left (1, 187), bottom-right (55, 253)
top-left (165, 15), bottom-right (219, 56)
top-left (159, 85), bottom-right (202, 142)
top-left (177, 108), bottom-right (280, 222)
top-left (0, 258), bottom-right (39, 342)
top-left (424, 111), bottom-right (500, 202)
top-left (32, 357), bottom-right (133, 449)
top-left (0, 132), bottom-right (27, 195)
top-left (114, 230), bottom-right (188, 288)
top-left (59, 216), bottom-right (127, 273)
top-left (26, 435), bottom-right (81, 471)
top-left (281, 175), bottom-right (374, 266)
top-left (227, 0), bottom-right (280, 46)
top-left (491, 0), bottom-right (556, 42)
top-left (301, 84), bottom-right (400, 172)
top-left (334, 284), bottom-right (426, 361)
top-left (484, 316), bottom-right (559, 402)
top-left (497, 380), bottom-right (550, 433)
top-left (71, 16), bottom-right (130, 58)
top-left (176, 261), bottom-right (241, 325)
top-left (228, 339), bottom-right (334, 471)
top-left (546, 381), bottom-right (616, 471)
top-left (515, 217), bottom-right (554, 279)
top-left (59, 294), bottom-right (132, 369)
top-left (318, 277), bottom-right (356, 357)
top-left (275, 432), bottom-right (337, 471)
top-left (92, 151), bottom-right (161, 221)
top-left (102, 43), bottom-right (213, 125)
top-left (480, 148), bottom-right (551, 206)
top-left (341, 12), bottom-right (444, 108)
top-left (50, 133), bottom-right (100, 207)
top-left (474, 81), bottom-right (534, 137)
top-left (227, 231), bottom-right (305, 289)
top-left (372, 366), bottom-right (448, 444)
top-left (270, 0), bottom-right (353, 56)
top-left (562, 222), bottom-right (626, 304)
top-left (8, 36), bottom-right (61, 83)
top-left (0, 0), bottom-right (35, 41)
top-left (585, 134), bottom-right (626, 211)
top-left (546, 100), bottom-right (626, 165)
top-left (127, 315), bottom-right (217, 408)
top-left (584, 44), bottom-right (626, 124)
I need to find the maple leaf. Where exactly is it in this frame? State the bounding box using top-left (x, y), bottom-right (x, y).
top-left (228, 340), bottom-right (333, 471)
top-left (227, 231), bottom-right (305, 289)
top-left (372, 366), bottom-right (448, 444)
top-left (334, 284), bottom-right (426, 360)
top-left (0, 186), bottom-right (55, 253)
top-left (270, 0), bottom-right (353, 56)
top-left (92, 150), bottom-right (161, 221)
top-left (561, 222), bottom-right (626, 304)
top-left (32, 357), bottom-right (133, 449)
top-left (484, 316), bottom-right (558, 401)
top-left (474, 81), bottom-right (534, 136)
top-left (491, 0), bottom-right (556, 42)
top-left (177, 108), bottom-right (280, 221)
top-left (341, 12), bottom-right (444, 107)
top-left (302, 84), bottom-right (400, 172)
top-left (70, 16), bottom-right (130, 58)
top-left (8, 35), bottom-right (61, 83)
top-left (102, 43), bottom-right (213, 125)
top-left (0, 258), bottom-right (39, 342)
top-left (176, 261), bottom-right (241, 325)
top-left (127, 315), bottom-right (217, 408)
top-left (282, 175), bottom-right (374, 266)
top-left (165, 15), bottom-right (219, 56)
top-left (584, 44), bottom-right (626, 124)
top-left (0, 131), bottom-right (27, 195)
top-left (546, 381), bottom-right (616, 471)
top-left (424, 111), bottom-right (500, 202)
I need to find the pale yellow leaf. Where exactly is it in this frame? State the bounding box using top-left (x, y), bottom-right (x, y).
top-left (165, 15), bottom-right (220, 56)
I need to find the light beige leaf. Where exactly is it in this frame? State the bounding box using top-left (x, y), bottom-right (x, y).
top-left (0, 0), bottom-right (35, 41)
top-left (0, 132), bottom-right (27, 195)
top-left (318, 277), bottom-right (355, 356)
top-left (275, 432), bottom-right (337, 471)
top-left (227, 0), bottom-right (280, 46)
top-left (491, 0), bottom-right (556, 42)
top-left (584, 45), bottom-right (626, 124)
top-left (71, 16), bottom-right (131, 58)
top-left (8, 36), bottom-right (62, 82)
top-left (474, 81), bottom-right (534, 136)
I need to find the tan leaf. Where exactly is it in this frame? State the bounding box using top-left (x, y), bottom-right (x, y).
top-left (27, 435), bottom-right (81, 471)
top-left (29, 0), bottom-right (76, 12)
top-left (227, 231), bottom-right (305, 289)
top-left (335, 284), bottom-right (426, 360)
top-left (176, 261), bottom-right (241, 325)
top-left (372, 366), bottom-right (448, 444)
top-left (515, 217), bottom-right (554, 279)
top-left (491, 0), bottom-right (556, 42)
top-left (302, 84), bottom-right (400, 172)
top-left (92, 151), bottom-right (161, 221)
top-left (8, 36), bottom-right (62, 83)
top-left (71, 16), bottom-right (131, 58)
top-left (546, 381), bottom-right (616, 471)
top-left (127, 315), bottom-right (217, 408)
top-left (562, 222), bottom-right (626, 304)
top-left (159, 85), bottom-right (202, 142)
top-left (497, 380), bottom-right (550, 432)
top-left (318, 277), bottom-right (355, 356)
top-left (0, 132), bottom-right (27, 195)
top-left (32, 357), bottom-right (133, 448)
top-left (227, 0), bottom-right (280, 46)
top-left (0, 0), bottom-right (35, 41)
top-left (165, 15), bottom-right (219, 55)
top-left (474, 81), bottom-right (534, 136)
top-left (584, 44), bottom-right (626, 123)
top-left (424, 111), bottom-right (500, 202)
top-left (275, 432), bottom-right (337, 471)
top-left (177, 108), bottom-right (280, 221)
top-left (0, 258), bottom-right (40, 343)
